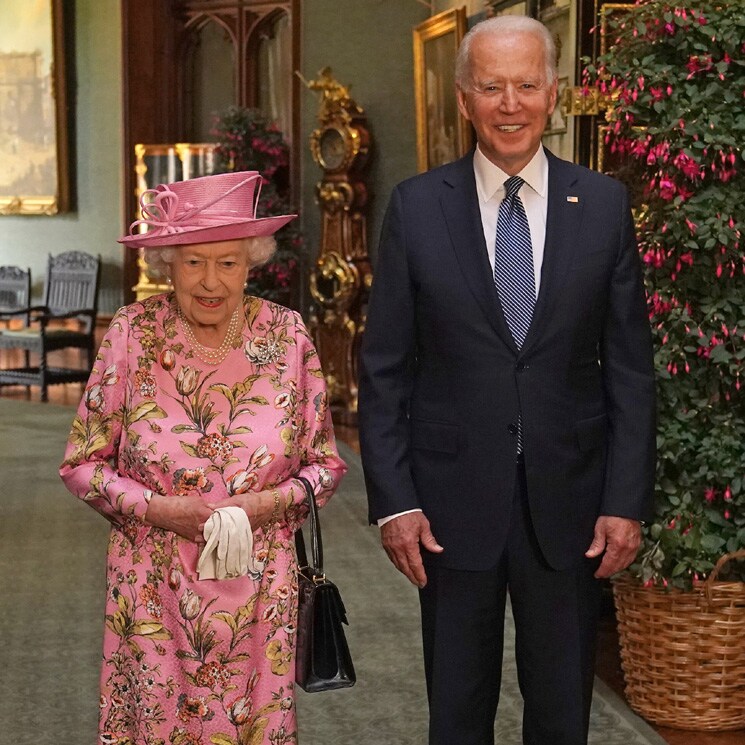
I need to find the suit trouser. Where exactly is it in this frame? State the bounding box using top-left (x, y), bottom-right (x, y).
top-left (419, 460), bottom-right (603, 745)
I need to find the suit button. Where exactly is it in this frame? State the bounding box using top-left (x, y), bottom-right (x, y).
top-left (516, 362), bottom-right (527, 372)
top-left (507, 424), bottom-right (518, 435)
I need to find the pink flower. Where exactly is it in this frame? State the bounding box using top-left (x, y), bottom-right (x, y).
top-left (227, 469), bottom-right (258, 495)
top-left (228, 696), bottom-right (252, 725)
top-left (85, 384), bottom-right (104, 411)
top-left (658, 178), bottom-right (677, 201)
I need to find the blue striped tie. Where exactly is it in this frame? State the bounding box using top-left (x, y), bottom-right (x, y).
top-left (494, 176), bottom-right (535, 453)
top-left (494, 176), bottom-right (535, 348)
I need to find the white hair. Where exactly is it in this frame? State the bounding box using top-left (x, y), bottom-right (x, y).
top-left (455, 15), bottom-right (557, 90)
top-left (143, 236), bottom-right (277, 280)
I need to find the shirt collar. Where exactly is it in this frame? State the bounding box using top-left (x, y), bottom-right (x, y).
top-left (473, 145), bottom-right (549, 203)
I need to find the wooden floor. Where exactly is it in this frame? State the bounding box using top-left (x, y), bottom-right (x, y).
top-left (1, 372), bottom-right (742, 744)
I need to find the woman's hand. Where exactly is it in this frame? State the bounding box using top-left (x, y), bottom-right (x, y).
top-left (210, 489), bottom-right (284, 531)
top-left (144, 494), bottom-right (215, 543)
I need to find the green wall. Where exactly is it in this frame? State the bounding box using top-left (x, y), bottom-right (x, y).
top-left (0, 0), bottom-right (124, 314)
top-left (299, 1), bottom-right (430, 264)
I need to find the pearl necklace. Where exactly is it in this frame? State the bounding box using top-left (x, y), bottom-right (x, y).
top-left (177, 305), bottom-right (243, 365)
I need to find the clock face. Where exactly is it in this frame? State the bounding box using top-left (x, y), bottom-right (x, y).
top-left (319, 127), bottom-right (347, 170)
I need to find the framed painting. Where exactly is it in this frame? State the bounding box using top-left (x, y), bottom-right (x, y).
top-left (545, 75), bottom-right (569, 135)
top-left (413, 8), bottom-right (470, 173)
top-left (485, 0), bottom-right (539, 18)
top-left (0, 0), bottom-right (72, 215)
top-left (599, 3), bottom-right (636, 57)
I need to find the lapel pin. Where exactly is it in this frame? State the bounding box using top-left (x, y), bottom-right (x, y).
top-left (566, 196), bottom-right (579, 203)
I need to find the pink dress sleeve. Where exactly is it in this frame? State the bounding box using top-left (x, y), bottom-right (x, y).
top-left (59, 307), bottom-right (159, 525)
top-left (276, 311), bottom-right (347, 533)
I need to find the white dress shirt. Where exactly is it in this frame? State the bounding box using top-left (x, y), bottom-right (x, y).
top-left (378, 145), bottom-right (550, 527)
top-left (474, 144), bottom-right (549, 296)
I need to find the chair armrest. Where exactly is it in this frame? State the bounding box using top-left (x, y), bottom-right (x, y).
top-left (41, 308), bottom-right (96, 322)
top-left (0, 305), bottom-right (48, 319)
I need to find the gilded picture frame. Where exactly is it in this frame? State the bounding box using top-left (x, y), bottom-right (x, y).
top-left (413, 8), bottom-right (471, 173)
top-left (599, 3), bottom-right (636, 57)
top-left (0, 0), bottom-right (72, 215)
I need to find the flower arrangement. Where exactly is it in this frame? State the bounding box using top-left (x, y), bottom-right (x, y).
top-left (211, 106), bottom-right (302, 304)
top-left (584, 0), bottom-right (744, 590)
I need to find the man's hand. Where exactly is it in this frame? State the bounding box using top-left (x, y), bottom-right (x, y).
top-left (380, 512), bottom-right (443, 588)
top-left (585, 515), bottom-right (642, 578)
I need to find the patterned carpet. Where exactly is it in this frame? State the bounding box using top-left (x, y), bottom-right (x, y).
top-left (0, 398), bottom-right (665, 745)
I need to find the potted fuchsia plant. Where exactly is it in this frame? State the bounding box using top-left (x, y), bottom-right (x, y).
top-left (211, 106), bottom-right (302, 306)
top-left (584, 0), bottom-right (745, 731)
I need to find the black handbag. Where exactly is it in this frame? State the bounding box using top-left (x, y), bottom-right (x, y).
top-left (294, 476), bottom-right (356, 692)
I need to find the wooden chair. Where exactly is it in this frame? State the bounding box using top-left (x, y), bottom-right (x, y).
top-left (0, 251), bottom-right (101, 402)
top-left (0, 265), bottom-right (32, 367)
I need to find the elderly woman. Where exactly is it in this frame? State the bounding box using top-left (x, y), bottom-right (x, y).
top-left (59, 171), bottom-right (346, 745)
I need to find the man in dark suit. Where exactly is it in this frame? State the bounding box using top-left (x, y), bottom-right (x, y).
top-left (358, 14), bottom-right (656, 745)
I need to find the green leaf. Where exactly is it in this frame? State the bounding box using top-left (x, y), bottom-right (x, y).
top-left (210, 735), bottom-right (237, 745)
top-left (129, 620), bottom-right (173, 640)
top-left (700, 533), bottom-right (726, 552)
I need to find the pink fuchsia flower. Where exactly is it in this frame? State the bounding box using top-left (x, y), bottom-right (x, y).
top-left (674, 153), bottom-right (703, 180)
top-left (658, 178), bottom-right (677, 201)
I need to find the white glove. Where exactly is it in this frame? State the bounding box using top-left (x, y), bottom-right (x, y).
top-left (197, 506), bottom-right (262, 580)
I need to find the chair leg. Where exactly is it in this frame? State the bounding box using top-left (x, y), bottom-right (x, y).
top-left (40, 348), bottom-right (48, 402)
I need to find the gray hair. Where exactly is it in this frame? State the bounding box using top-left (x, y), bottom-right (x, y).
top-left (455, 15), bottom-right (557, 90)
top-left (143, 236), bottom-right (277, 280)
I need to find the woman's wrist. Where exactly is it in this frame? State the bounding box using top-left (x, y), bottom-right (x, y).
top-left (143, 493), bottom-right (166, 527)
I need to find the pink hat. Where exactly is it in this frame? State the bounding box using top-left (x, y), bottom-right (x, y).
top-left (118, 171), bottom-right (297, 248)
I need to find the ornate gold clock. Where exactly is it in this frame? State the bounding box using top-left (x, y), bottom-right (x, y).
top-left (305, 68), bottom-right (371, 421)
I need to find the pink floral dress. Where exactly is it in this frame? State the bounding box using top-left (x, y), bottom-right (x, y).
top-left (60, 293), bottom-right (346, 745)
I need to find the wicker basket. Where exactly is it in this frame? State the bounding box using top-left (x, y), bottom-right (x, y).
top-left (612, 550), bottom-right (745, 731)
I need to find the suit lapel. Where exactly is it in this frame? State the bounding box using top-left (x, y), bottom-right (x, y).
top-left (439, 155), bottom-right (515, 345)
top-left (521, 152), bottom-right (584, 354)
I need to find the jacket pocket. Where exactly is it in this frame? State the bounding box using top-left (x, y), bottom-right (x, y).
top-left (575, 413), bottom-right (608, 452)
top-left (411, 419), bottom-right (460, 454)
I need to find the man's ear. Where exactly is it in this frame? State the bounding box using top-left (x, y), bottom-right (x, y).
top-left (546, 77), bottom-right (558, 116)
top-left (456, 86), bottom-right (472, 122)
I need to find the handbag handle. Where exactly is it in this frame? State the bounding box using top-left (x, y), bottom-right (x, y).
top-left (295, 476), bottom-right (324, 580)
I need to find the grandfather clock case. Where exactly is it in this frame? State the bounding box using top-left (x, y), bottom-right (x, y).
top-left (306, 69), bottom-right (372, 422)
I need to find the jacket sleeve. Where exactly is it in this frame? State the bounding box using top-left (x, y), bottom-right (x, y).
top-left (599, 184), bottom-right (656, 521)
top-left (358, 185), bottom-right (422, 522)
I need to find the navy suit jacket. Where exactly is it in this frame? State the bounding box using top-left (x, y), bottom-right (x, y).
top-left (358, 150), bottom-right (656, 571)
